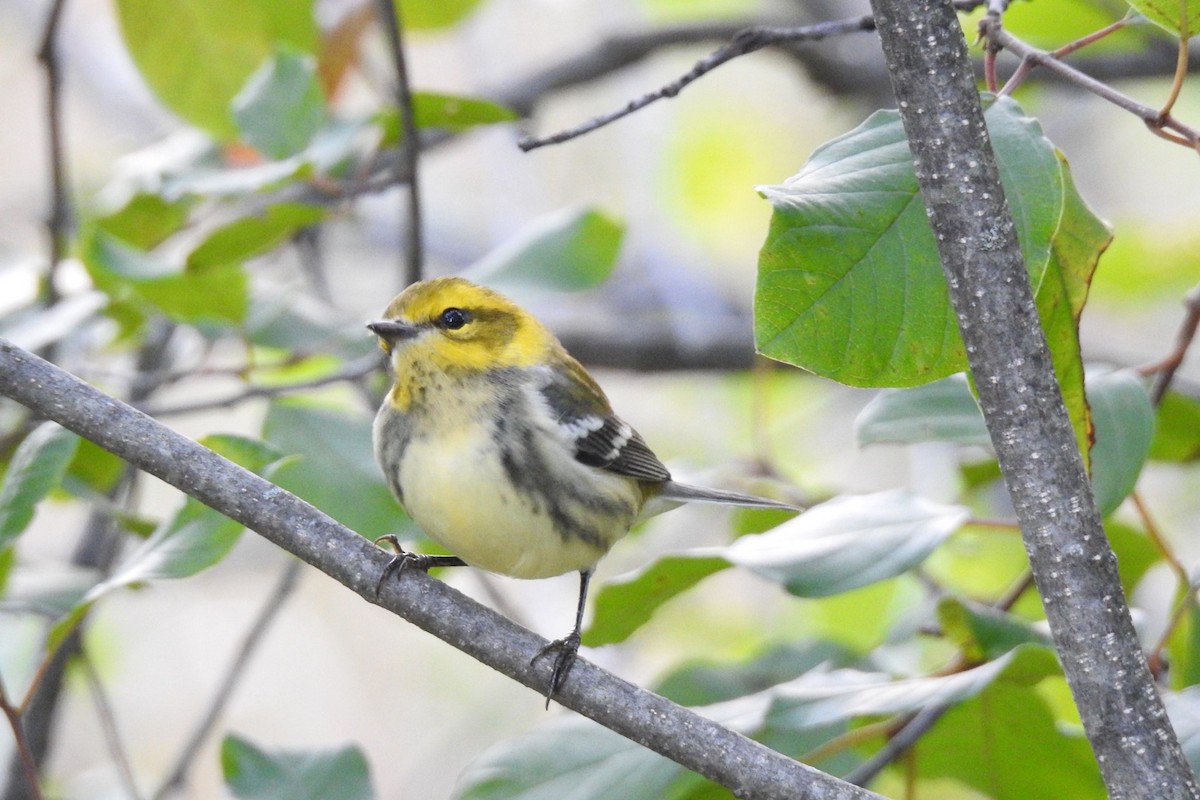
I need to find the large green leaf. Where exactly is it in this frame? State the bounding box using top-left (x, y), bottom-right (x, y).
top-left (724, 491), bottom-right (968, 597)
top-left (0, 423), bottom-right (80, 549)
top-left (222, 734), bottom-right (373, 800)
top-left (463, 207), bottom-right (624, 293)
top-left (114, 0), bottom-right (318, 137)
top-left (96, 193), bottom-right (193, 250)
top-left (1087, 369), bottom-right (1154, 516)
top-left (263, 400), bottom-right (409, 539)
top-left (937, 597), bottom-right (1052, 663)
top-left (400, 0), bottom-right (484, 29)
top-left (233, 48), bottom-right (327, 159)
top-left (378, 94), bottom-right (517, 140)
top-left (756, 96), bottom-right (1107, 394)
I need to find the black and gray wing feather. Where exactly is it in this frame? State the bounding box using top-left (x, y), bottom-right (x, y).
top-left (537, 363), bottom-right (671, 484)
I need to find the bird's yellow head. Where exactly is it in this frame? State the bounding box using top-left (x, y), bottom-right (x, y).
top-left (368, 277), bottom-right (556, 377)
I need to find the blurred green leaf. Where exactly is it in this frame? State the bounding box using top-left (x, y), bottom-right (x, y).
top-left (1088, 369), bottom-right (1154, 515)
top-left (584, 554), bottom-right (729, 646)
top-left (233, 48), bottom-right (327, 159)
top-left (987, 0), bottom-right (1152, 52)
top-left (82, 228), bottom-right (249, 325)
top-left (0, 423), bottom-right (80, 550)
top-left (654, 641), bottom-right (855, 706)
top-left (66, 438), bottom-right (126, 495)
top-left (937, 597), bottom-right (1051, 663)
top-left (1150, 391), bottom-right (1200, 462)
top-left (724, 491), bottom-right (968, 597)
top-left (0, 546), bottom-right (13, 596)
top-left (400, 0), bottom-right (483, 29)
top-left (1168, 601), bottom-right (1200, 690)
top-left (379, 94), bottom-right (517, 140)
top-left (47, 435), bottom-right (282, 651)
top-left (855, 375), bottom-right (989, 447)
top-left (189, 203), bottom-right (324, 269)
top-left (264, 400), bottom-right (407, 539)
top-left (464, 207), bottom-right (624, 293)
top-left (1128, 0), bottom-right (1200, 36)
top-left (917, 680), bottom-right (1104, 799)
top-left (114, 0), bottom-right (318, 137)
top-left (96, 193), bottom-right (193, 250)
top-left (222, 734), bottom-right (374, 800)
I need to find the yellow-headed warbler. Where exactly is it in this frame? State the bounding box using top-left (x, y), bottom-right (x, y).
top-left (368, 277), bottom-right (796, 703)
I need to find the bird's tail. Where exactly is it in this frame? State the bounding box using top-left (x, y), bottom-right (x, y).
top-left (643, 480), bottom-right (802, 519)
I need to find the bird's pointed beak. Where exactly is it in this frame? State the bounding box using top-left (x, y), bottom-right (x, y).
top-left (367, 320), bottom-right (419, 344)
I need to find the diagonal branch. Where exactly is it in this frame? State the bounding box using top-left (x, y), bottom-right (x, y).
top-left (869, 0), bottom-right (1198, 795)
top-left (0, 338), bottom-right (883, 800)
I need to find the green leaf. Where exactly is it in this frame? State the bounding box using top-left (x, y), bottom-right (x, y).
top-left (114, 0), bottom-right (318, 137)
top-left (222, 734), bottom-right (373, 800)
top-left (653, 641), bottom-right (855, 706)
top-left (82, 228), bottom-right (249, 325)
top-left (96, 193), bottom-right (193, 250)
top-left (189, 203), bottom-right (325, 269)
top-left (756, 96), bottom-right (1109, 393)
top-left (233, 48), bottom-right (327, 159)
top-left (1150, 391), bottom-right (1200, 462)
top-left (1128, 0), bottom-right (1200, 37)
top-left (66, 438), bottom-right (126, 494)
top-left (263, 400), bottom-right (408, 539)
top-left (916, 680), bottom-right (1104, 799)
top-left (583, 555), bottom-right (729, 646)
top-left (379, 94), bottom-right (517, 140)
top-left (1107, 520), bottom-right (1162, 595)
top-left (47, 435), bottom-right (282, 651)
top-left (463, 207), bottom-right (624, 293)
top-left (400, 0), bottom-right (483, 29)
top-left (937, 597), bottom-right (1051, 662)
top-left (723, 491), bottom-right (968, 597)
top-left (0, 423), bottom-right (80, 549)
top-left (854, 375), bottom-right (989, 446)
top-left (1088, 369), bottom-right (1154, 516)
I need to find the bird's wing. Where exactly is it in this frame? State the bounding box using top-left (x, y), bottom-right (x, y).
top-left (535, 359), bottom-right (671, 483)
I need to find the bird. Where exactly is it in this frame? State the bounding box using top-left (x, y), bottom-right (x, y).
top-left (368, 276), bottom-right (798, 704)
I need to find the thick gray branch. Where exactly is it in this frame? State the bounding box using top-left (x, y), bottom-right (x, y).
top-left (0, 339), bottom-right (881, 800)
top-left (867, 0), bottom-right (1197, 797)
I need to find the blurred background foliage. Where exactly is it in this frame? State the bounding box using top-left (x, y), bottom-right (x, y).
top-left (0, 0), bottom-right (1198, 797)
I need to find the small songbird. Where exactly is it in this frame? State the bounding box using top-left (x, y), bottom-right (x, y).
top-left (368, 277), bottom-right (796, 703)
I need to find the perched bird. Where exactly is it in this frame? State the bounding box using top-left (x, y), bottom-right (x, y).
top-left (368, 277), bottom-right (796, 703)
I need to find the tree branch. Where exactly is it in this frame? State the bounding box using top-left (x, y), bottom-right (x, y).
top-left (868, 0), bottom-right (1198, 796)
top-left (0, 338), bottom-right (884, 800)
top-left (36, 0), bottom-right (70, 310)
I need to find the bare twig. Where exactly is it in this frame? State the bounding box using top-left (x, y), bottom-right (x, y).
top-left (36, 0), bottom-right (70, 308)
top-left (79, 654), bottom-right (142, 800)
top-left (1140, 283), bottom-right (1200, 405)
top-left (518, 0), bottom-right (988, 151)
top-left (374, 0), bottom-right (423, 286)
top-left (152, 560), bottom-right (303, 800)
top-left (981, 16), bottom-right (1200, 151)
top-left (0, 674), bottom-right (43, 800)
top-left (138, 353), bottom-right (382, 418)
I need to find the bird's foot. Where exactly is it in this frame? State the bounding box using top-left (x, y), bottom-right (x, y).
top-left (531, 630), bottom-right (581, 708)
top-left (372, 535), bottom-right (464, 596)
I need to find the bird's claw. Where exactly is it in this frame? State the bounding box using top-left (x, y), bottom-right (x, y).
top-left (373, 534), bottom-right (437, 597)
top-left (531, 630), bottom-right (581, 708)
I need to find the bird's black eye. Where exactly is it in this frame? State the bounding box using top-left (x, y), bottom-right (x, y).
top-left (438, 307), bottom-right (469, 330)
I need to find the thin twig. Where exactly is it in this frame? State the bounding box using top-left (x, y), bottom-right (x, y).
top-left (151, 559), bottom-right (303, 800)
top-left (518, 0), bottom-right (987, 152)
top-left (373, 0), bottom-right (423, 287)
top-left (845, 703), bottom-right (950, 788)
top-left (79, 653), bottom-right (142, 800)
top-left (139, 354), bottom-right (382, 418)
top-left (36, 0), bottom-right (70, 309)
top-left (981, 17), bottom-right (1200, 150)
top-left (1158, 34), bottom-right (1190, 120)
top-left (1141, 283), bottom-right (1200, 405)
top-left (0, 674), bottom-right (43, 800)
